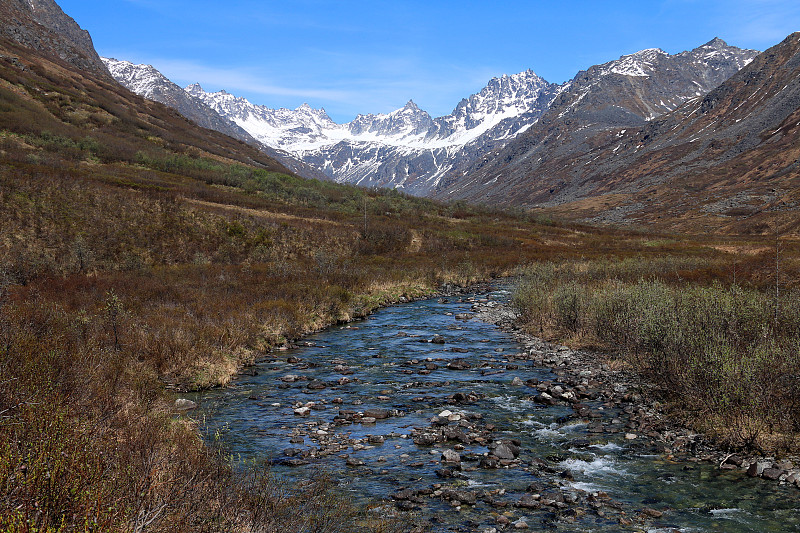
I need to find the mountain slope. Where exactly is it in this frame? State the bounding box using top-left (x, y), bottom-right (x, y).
top-left (0, 0), bottom-right (108, 74)
top-left (101, 58), bottom-right (330, 181)
top-left (434, 38), bottom-right (759, 205)
top-left (438, 34), bottom-right (800, 234)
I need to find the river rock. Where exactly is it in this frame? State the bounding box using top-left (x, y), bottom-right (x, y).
top-left (513, 517), bottom-right (529, 529)
top-left (363, 408), bottom-right (390, 419)
top-left (443, 427), bottom-right (470, 443)
top-left (174, 398), bottom-right (197, 411)
top-left (442, 449), bottom-right (461, 463)
top-left (480, 455), bottom-right (499, 469)
top-left (431, 335), bottom-right (446, 344)
top-left (440, 489), bottom-right (477, 505)
top-left (534, 392), bottom-right (556, 405)
top-left (293, 407), bottom-right (311, 416)
top-left (494, 442), bottom-right (521, 460)
top-left (431, 416), bottom-right (449, 426)
top-left (510, 377), bottom-right (524, 386)
top-left (392, 488), bottom-right (416, 501)
top-left (748, 461), bottom-right (770, 477)
top-left (435, 467), bottom-right (456, 478)
top-left (447, 359), bottom-right (471, 370)
top-left (414, 434), bottom-right (438, 446)
top-left (517, 493), bottom-right (541, 509)
top-left (762, 467), bottom-right (783, 480)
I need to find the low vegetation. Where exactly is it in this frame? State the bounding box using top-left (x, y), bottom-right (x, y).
top-left (513, 251), bottom-right (800, 452)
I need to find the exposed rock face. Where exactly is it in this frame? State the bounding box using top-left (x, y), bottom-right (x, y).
top-left (0, 0), bottom-right (108, 75)
top-left (433, 38), bottom-right (759, 206)
top-left (436, 34), bottom-right (800, 234)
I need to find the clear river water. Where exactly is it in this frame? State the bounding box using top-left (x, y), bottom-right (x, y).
top-left (191, 284), bottom-right (800, 532)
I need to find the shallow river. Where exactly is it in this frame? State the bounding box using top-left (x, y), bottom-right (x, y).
top-left (193, 284), bottom-right (800, 532)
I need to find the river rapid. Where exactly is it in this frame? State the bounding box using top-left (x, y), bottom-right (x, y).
top-left (192, 284), bottom-right (800, 532)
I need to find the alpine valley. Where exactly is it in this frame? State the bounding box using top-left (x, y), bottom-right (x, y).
top-left (105, 38), bottom-right (760, 206)
top-left (7, 1), bottom-right (800, 533)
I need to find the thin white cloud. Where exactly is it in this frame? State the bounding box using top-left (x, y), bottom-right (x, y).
top-left (146, 58), bottom-right (354, 103)
top-left (114, 53), bottom-right (510, 122)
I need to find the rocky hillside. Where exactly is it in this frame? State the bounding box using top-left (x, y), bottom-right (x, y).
top-left (437, 34), bottom-right (800, 235)
top-left (0, 0), bottom-right (108, 75)
top-left (433, 38), bottom-right (758, 204)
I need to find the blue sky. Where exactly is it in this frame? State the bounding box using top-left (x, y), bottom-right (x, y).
top-left (59, 0), bottom-right (800, 123)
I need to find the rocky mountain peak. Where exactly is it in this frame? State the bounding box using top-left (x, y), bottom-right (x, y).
top-left (703, 37), bottom-right (729, 48)
top-left (185, 83), bottom-right (204, 95)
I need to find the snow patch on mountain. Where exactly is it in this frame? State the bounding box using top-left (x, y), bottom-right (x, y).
top-left (103, 57), bottom-right (171, 99)
top-left (605, 48), bottom-right (667, 77)
top-left (187, 69), bottom-right (558, 155)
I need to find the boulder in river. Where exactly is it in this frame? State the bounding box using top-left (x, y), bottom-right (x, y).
top-left (174, 398), bottom-right (197, 411)
top-left (447, 359), bottom-right (471, 370)
top-left (441, 449), bottom-right (461, 463)
top-left (363, 408), bottom-right (390, 419)
top-left (494, 442), bottom-right (521, 460)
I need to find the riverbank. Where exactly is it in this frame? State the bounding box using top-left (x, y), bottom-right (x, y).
top-left (472, 297), bottom-right (800, 500)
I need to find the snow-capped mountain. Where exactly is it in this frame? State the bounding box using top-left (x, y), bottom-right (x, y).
top-left (186, 69), bottom-right (563, 193)
top-left (433, 38), bottom-right (760, 207)
top-left (105, 37), bottom-right (757, 198)
top-left (103, 58), bottom-right (330, 181)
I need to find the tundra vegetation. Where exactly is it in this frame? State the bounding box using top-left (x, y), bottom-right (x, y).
top-left (0, 37), bottom-right (797, 531)
top-left (512, 251), bottom-right (800, 452)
